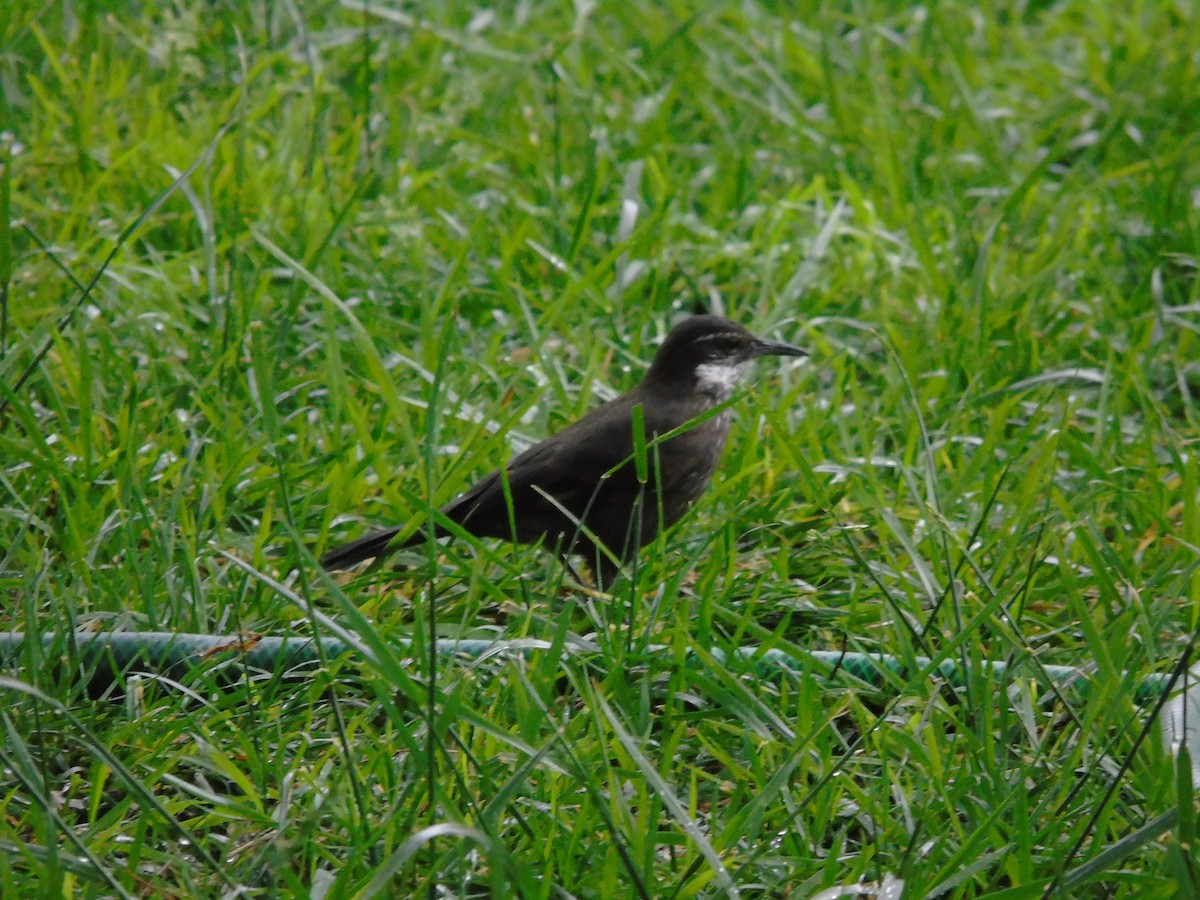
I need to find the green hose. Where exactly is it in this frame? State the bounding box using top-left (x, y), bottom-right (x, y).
top-left (0, 631), bottom-right (1171, 704)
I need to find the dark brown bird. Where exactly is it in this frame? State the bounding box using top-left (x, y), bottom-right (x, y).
top-left (321, 315), bottom-right (805, 586)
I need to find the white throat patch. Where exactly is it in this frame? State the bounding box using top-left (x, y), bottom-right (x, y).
top-left (695, 361), bottom-right (748, 400)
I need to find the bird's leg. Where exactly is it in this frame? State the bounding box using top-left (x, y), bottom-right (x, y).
top-left (594, 555), bottom-right (624, 592)
top-left (559, 554), bottom-right (588, 586)
top-left (555, 548), bottom-right (623, 591)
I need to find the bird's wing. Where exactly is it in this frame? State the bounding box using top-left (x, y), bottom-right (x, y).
top-left (440, 393), bottom-right (644, 529)
top-left (511, 393), bottom-right (653, 489)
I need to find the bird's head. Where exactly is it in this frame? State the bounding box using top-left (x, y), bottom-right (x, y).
top-left (643, 315), bottom-right (806, 400)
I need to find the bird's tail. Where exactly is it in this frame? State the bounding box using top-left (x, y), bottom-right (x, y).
top-left (320, 527), bottom-right (405, 570)
top-left (320, 521), bottom-right (454, 570)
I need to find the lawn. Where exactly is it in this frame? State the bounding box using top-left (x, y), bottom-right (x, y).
top-left (2, 1), bottom-right (1199, 896)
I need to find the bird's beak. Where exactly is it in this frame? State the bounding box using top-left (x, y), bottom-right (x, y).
top-left (753, 338), bottom-right (807, 359)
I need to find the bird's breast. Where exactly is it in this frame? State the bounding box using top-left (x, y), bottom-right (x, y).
top-left (649, 407), bottom-right (731, 525)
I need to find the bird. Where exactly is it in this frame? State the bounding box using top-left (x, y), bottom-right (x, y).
top-left (320, 315), bottom-right (805, 587)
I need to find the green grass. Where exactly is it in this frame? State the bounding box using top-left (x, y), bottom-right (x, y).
top-left (2, 0), bottom-right (1199, 895)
